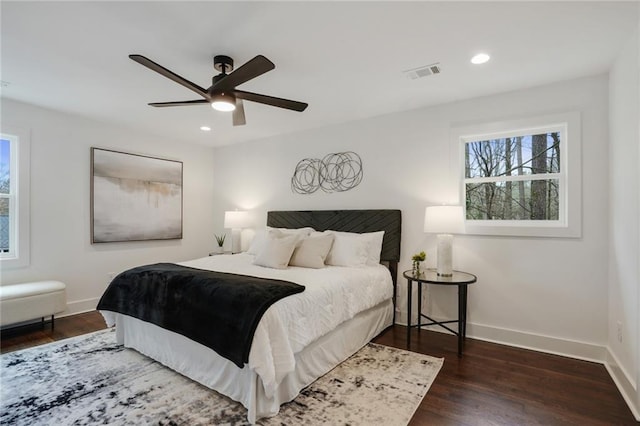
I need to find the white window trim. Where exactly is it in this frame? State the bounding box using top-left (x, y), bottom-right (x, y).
top-left (450, 111), bottom-right (581, 238)
top-left (1, 126), bottom-right (30, 268)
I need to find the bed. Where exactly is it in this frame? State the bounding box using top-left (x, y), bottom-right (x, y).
top-left (99, 209), bottom-right (401, 423)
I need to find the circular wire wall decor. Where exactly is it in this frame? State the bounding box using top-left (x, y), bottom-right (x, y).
top-left (291, 151), bottom-right (363, 194)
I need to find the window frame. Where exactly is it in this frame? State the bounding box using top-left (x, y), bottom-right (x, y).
top-left (451, 112), bottom-right (581, 238)
top-left (0, 126), bottom-right (30, 268)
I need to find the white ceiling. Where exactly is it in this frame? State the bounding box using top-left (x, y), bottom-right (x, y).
top-left (1, 1), bottom-right (638, 147)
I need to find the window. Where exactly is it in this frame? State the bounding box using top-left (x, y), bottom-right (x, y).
top-left (0, 137), bottom-right (14, 254)
top-left (464, 126), bottom-right (564, 221)
top-left (1, 127), bottom-right (30, 267)
top-left (451, 112), bottom-right (581, 238)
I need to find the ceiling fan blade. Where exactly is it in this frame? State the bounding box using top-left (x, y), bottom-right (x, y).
top-left (214, 55), bottom-right (275, 91)
top-left (234, 90), bottom-right (308, 112)
top-left (149, 100), bottom-right (209, 107)
top-left (233, 99), bottom-right (246, 126)
top-left (130, 54), bottom-right (208, 98)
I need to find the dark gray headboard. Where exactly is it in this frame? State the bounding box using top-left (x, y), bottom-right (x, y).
top-left (267, 209), bottom-right (401, 262)
top-left (267, 209), bottom-right (402, 324)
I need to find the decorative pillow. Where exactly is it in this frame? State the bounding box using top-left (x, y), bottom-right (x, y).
top-left (273, 226), bottom-right (315, 236)
top-left (324, 232), bottom-right (370, 267)
top-left (324, 230), bottom-right (385, 266)
top-left (253, 232), bottom-right (298, 269)
top-left (247, 226), bottom-right (314, 255)
top-left (289, 233), bottom-right (335, 269)
top-left (272, 227), bottom-right (315, 248)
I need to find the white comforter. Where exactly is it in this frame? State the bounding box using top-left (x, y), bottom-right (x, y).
top-left (102, 253), bottom-right (393, 398)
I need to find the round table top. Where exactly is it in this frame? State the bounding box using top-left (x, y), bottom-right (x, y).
top-left (403, 269), bottom-right (477, 285)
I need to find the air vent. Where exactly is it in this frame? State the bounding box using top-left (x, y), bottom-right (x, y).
top-left (404, 63), bottom-right (441, 79)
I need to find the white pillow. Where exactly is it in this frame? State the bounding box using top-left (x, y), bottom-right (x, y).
top-left (273, 226), bottom-right (315, 236)
top-left (247, 226), bottom-right (314, 255)
top-left (325, 230), bottom-right (385, 266)
top-left (247, 228), bottom-right (268, 255)
top-left (253, 232), bottom-right (298, 269)
top-left (273, 227), bottom-right (315, 249)
top-left (365, 231), bottom-right (385, 265)
top-left (324, 232), bottom-right (369, 267)
top-left (289, 233), bottom-right (335, 269)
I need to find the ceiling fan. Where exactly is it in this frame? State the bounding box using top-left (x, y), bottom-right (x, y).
top-left (129, 54), bottom-right (308, 126)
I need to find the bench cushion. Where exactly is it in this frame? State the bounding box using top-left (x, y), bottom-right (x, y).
top-left (0, 281), bottom-right (67, 326)
top-left (0, 281), bottom-right (66, 300)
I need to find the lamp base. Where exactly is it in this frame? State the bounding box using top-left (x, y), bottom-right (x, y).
top-left (231, 228), bottom-right (241, 254)
top-left (436, 234), bottom-right (453, 277)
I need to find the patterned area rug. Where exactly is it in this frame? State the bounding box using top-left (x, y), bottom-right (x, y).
top-left (1, 329), bottom-right (443, 425)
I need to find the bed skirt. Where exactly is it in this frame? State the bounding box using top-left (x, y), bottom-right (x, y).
top-left (109, 298), bottom-right (393, 423)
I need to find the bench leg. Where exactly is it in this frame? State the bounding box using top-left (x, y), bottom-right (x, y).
top-left (41, 315), bottom-right (55, 330)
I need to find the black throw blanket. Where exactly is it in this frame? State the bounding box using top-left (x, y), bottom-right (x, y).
top-left (97, 263), bottom-right (305, 368)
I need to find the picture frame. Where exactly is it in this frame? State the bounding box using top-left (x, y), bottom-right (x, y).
top-left (90, 147), bottom-right (183, 243)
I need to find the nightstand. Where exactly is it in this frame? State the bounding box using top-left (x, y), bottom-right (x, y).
top-left (404, 269), bottom-right (477, 356)
top-left (208, 251), bottom-right (232, 256)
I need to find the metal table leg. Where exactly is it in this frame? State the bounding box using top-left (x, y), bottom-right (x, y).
top-left (407, 278), bottom-right (412, 347)
top-left (417, 281), bottom-right (422, 333)
top-left (457, 285), bottom-right (464, 356)
top-left (461, 285), bottom-right (468, 344)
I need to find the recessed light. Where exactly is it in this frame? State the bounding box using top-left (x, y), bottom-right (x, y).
top-left (200, 126), bottom-right (211, 131)
top-left (471, 53), bottom-right (490, 65)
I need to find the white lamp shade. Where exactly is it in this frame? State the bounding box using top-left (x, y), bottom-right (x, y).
top-left (424, 205), bottom-right (465, 234)
top-left (224, 211), bottom-right (250, 229)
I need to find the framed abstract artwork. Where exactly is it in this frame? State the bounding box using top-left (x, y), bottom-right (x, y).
top-left (91, 148), bottom-right (183, 243)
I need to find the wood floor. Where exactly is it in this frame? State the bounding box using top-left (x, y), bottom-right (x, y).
top-left (1, 311), bottom-right (636, 425)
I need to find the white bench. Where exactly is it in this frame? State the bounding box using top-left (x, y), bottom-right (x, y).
top-left (0, 281), bottom-right (67, 328)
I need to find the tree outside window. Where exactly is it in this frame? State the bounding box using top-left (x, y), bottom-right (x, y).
top-left (464, 131), bottom-right (562, 222)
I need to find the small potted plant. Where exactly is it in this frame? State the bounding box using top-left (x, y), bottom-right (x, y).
top-left (412, 251), bottom-right (426, 276)
top-left (214, 233), bottom-right (226, 253)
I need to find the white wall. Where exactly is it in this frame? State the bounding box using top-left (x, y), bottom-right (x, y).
top-left (0, 99), bottom-right (216, 315)
top-left (213, 75), bottom-right (610, 360)
top-left (607, 23), bottom-right (640, 418)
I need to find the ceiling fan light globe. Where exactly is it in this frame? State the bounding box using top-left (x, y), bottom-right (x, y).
top-left (211, 100), bottom-right (236, 112)
top-left (210, 92), bottom-right (236, 112)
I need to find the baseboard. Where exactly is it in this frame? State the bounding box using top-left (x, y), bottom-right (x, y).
top-left (397, 312), bottom-right (604, 361)
top-left (60, 297), bottom-right (100, 318)
top-left (604, 347), bottom-right (640, 421)
top-left (466, 322), bottom-right (606, 363)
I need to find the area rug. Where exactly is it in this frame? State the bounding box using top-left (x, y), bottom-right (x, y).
top-left (1, 329), bottom-right (443, 425)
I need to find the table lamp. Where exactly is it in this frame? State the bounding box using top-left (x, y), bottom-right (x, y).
top-left (224, 210), bottom-right (250, 254)
top-left (424, 205), bottom-right (464, 276)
